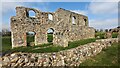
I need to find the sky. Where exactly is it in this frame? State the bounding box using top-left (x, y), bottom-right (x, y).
top-left (1, 2), bottom-right (119, 31)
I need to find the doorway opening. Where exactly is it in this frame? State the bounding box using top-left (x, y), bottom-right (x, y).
top-left (26, 32), bottom-right (35, 46)
top-left (47, 28), bottom-right (54, 42)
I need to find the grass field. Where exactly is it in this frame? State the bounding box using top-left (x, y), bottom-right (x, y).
top-left (1, 32), bottom-right (119, 66)
top-left (2, 32), bottom-right (118, 53)
top-left (2, 35), bottom-right (96, 53)
top-left (80, 42), bottom-right (119, 66)
top-left (2, 36), bottom-right (12, 52)
top-left (95, 32), bottom-right (118, 39)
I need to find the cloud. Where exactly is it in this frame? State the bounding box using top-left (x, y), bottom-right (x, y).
top-left (89, 18), bottom-right (118, 29)
top-left (2, 2), bottom-right (26, 14)
top-left (70, 10), bottom-right (88, 15)
top-left (2, 23), bottom-right (10, 30)
top-left (1, 2), bottom-right (50, 31)
top-left (89, 2), bottom-right (118, 14)
top-left (1, 2), bottom-right (27, 31)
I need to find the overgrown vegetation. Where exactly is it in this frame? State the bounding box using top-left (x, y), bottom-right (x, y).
top-left (47, 34), bottom-right (53, 42)
top-left (80, 42), bottom-right (119, 66)
top-left (95, 32), bottom-right (105, 39)
top-left (112, 32), bottom-right (118, 38)
top-left (95, 32), bottom-right (118, 39)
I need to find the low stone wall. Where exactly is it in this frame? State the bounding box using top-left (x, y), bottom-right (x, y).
top-left (1, 38), bottom-right (118, 67)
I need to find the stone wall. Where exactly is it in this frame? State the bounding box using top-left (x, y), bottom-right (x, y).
top-left (11, 6), bottom-right (95, 48)
top-left (1, 38), bottom-right (118, 66)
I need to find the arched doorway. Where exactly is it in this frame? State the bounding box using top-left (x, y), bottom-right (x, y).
top-left (47, 28), bottom-right (54, 43)
top-left (26, 31), bottom-right (36, 46)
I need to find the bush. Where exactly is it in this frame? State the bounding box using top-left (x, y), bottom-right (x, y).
top-left (95, 32), bottom-right (105, 39)
top-left (112, 32), bottom-right (118, 38)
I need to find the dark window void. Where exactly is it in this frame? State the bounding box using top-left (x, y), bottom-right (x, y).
top-left (84, 19), bottom-right (87, 23)
top-left (28, 10), bottom-right (36, 17)
top-left (72, 16), bottom-right (76, 25)
top-left (26, 32), bottom-right (35, 46)
top-left (48, 14), bottom-right (53, 20)
top-left (84, 19), bottom-right (87, 26)
top-left (47, 28), bottom-right (54, 42)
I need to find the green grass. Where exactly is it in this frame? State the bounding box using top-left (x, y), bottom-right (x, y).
top-left (2, 35), bottom-right (96, 53)
top-left (27, 35), bottom-right (34, 46)
top-left (47, 34), bottom-right (53, 42)
top-left (112, 32), bottom-right (118, 38)
top-left (79, 42), bottom-right (119, 66)
top-left (2, 32), bottom-right (119, 66)
top-left (67, 38), bottom-right (96, 49)
top-left (2, 33), bottom-right (119, 66)
top-left (95, 32), bottom-right (118, 39)
top-left (95, 32), bottom-right (105, 39)
top-left (2, 32), bottom-right (118, 53)
top-left (2, 36), bottom-right (12, 52)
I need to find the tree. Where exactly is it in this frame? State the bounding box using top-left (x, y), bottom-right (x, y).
top-left (95, 29), bottom-right (99, 33)
top-left (100, 29), bottom-right (103, 32)
top-left (105, 29), bottom-right (108, 32)
top-left (2, 29), bottom-right (11, 36)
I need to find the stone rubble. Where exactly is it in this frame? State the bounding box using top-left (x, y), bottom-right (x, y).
top-left (1, 38), bottom-right (118, 66)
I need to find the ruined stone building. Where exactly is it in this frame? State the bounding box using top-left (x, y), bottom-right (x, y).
top-left (11, 6), bottom-right (95, 48)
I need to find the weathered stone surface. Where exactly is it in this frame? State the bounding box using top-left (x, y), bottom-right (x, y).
top-left (11, 57), bottom-right (19, 63)
top-left (104, 32), bottom-right (112, 38)
top-left (3, 57), bottom-right (10, 63)
top-left (0, 57), bottom-right (2, 67)
top-left (11, 6), bottom-right (95, 48)
top-left (24, 58), bottom-right (29, 63)
top-left (18, 58), bottom-right (24, 63)
top-left (1, 38), bottom-right (118, 66)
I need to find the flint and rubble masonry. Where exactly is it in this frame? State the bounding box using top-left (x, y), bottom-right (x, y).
top-left (2, 38), bottom-right (118, 66)
top-left (11, 6), bottom-right (95, 48)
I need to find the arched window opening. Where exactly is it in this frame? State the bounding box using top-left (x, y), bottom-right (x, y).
top-left (48, 14), bottom-right (53, 20)
top-left (47, 28), bottom-right (54, 42)
top-left (72, 16), bottom-right (76, 25)
top-left (26, 31), bottom-right (35, 46)
top-left (84, 19), bottom-right (87, 26)
top-left (28, 10), bottom-right (36, 17)
top-left (84, 19), bottom-right (87, 23)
